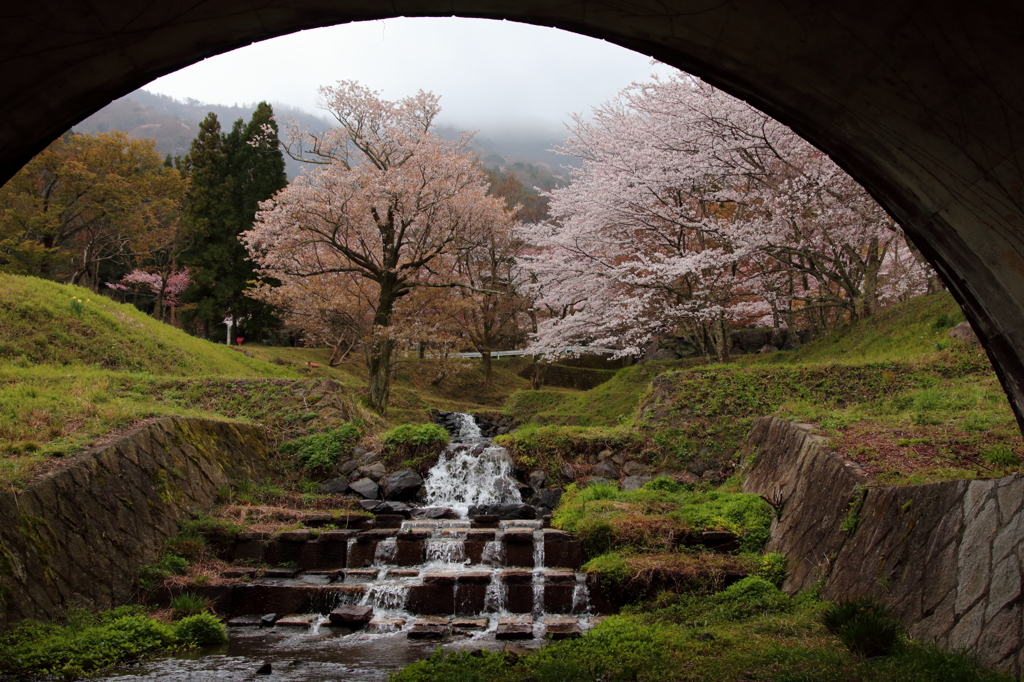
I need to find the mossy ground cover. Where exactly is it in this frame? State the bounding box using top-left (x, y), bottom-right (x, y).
top-left (391, 580), bottom-right (1012, 682)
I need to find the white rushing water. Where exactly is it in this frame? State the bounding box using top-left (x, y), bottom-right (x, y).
top-left (422, 414), bottom-right (522, 517)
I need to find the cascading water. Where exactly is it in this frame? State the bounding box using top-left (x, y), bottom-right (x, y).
top-left (423, 413), bottom-right (522, 518)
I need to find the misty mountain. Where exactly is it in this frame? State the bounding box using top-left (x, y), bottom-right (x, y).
top-left (73, 89), bottom-right (572, 188)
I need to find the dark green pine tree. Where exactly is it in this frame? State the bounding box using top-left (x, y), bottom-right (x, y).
top-left (179, 103), bottom-right (287, 341)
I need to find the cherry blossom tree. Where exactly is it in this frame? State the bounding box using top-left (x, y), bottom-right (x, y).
top-left (242, 82), bottom-right (512, 413)
top-left (106, 268), bottom-right (189, 322)
top-left (519, 75), bottom-right (933, 361)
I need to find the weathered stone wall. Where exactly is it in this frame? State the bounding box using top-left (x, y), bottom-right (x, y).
top-left (0, 417), bottom-right (273, 628)
top-left (742, 417), bottom-right (1024, 675)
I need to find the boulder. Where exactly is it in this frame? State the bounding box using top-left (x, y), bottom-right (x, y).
top-left (581, 477), bottom-right (618, 489)
top-left (337, 459), bottom-right (359, 477)
top-left (622, 461), bottom-right (649, 477)
top-left (358, 462), bottom-right (387, 482)
top-left (381, 469), bottom-right (423, 501)
top-left (485, 503), bottom-right (536, 520)
top-left (650, 348), bottom-right (678, 361)
top-left (591, 460), bottom-right (620, 479)
top-left (349, 477), bottom-right (379, 500)
top-left (531, 488), bottom-right (563, 509)
top-left (359, 499), bottom-right (390, 513)
top-left (357, 450), bottom-right (379, 465)
top-left (758, 344), bottom-right (780, 354)
top-left (621, 475), bottom-right (652, 492)
top-left (611, 452), bottom-right (626, 466)
top-left (319, 477), bottom-right (350, 495)
top-left (672, 472), bottom-right (702, 486)
top-left (528, 469), bottom-right (548, 490)
top-left (328, 605), bottom-right (374, 628)
top-left (948, 321), bottom-right (981, 346)
top-left (702, 470), bottom-right (724, 485)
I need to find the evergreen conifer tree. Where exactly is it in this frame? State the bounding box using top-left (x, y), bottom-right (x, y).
top-left (179, 103), bottom-right (287, 340)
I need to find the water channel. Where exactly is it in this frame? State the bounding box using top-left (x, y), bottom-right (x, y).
top-left (96, 414), bottom-right (594, 681)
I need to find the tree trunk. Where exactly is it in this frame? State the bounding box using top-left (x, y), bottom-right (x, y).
top-left (481, 350), bottom-right (493, 387)
top-left (713, 317), bottom-right (731, 364)
top-left (365, 277), bottom-right (401, 414)
top-left (366, 334), bottom-right (395, 413)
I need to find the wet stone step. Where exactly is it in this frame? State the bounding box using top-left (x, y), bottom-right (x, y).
top-left (407, 616), bottom-right (451, 639)
top-left (368, 617), bottom-right (406, 634)
top-left (386, 569), bottom-right (420, 579)
top-left (328, 605), bottom-right (373, 628)
top-left (452, 617), bottom-right (488, 631)
top-left (226, 614), bottom-right (264, 627)
top-left (263, 567), bottom-right (302, 579)
top-left (496, 616), bottom-right (534, 640)
top-left (542, 569), bottom-right (577, 584)
top-left (343, 569), bottom-right (380, 583)
top-left (221, 567), bottom-right (258, 580)
top-left (543, 615), bottom-right (583, 640)
top-left (275, 613), bottom-right (317, 628)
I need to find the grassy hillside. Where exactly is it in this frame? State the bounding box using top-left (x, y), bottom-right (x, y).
top-left (499, 293), bottom-right (1022, 486)
top-left (0, 275), bottom-right (533, 488)
top-left (0, 274), bottom-right (290, 376)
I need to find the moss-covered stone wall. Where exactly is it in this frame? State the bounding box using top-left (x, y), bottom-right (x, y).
top-left (741, 416), bottom-right (1024, 675)
top-left (0, 417), bottom-right (272, 628)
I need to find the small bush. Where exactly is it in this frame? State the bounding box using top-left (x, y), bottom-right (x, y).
top-left (757, 553), bottom-right (788, 587)
top-left (280, 422), bottom-right (362, 472)
top-left (174, 612), bottom-right (228, 646)
top-left (381, 422), bottom-right (450, 471)
top-left (582, 552), bottom-right (631, 587)
top-left (169, 593), bottom-right (208, 618)
top-left (821, 596), bottom-right (904, 657)
top-left (138, 553), bottom-right (188, 591)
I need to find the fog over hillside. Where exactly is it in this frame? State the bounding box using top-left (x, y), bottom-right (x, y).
top-left (73, 89), bottom-right (571, 189)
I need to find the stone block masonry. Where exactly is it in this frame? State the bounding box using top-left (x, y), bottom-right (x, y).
top-left (0, 417), bottom-right (273, 628)
top-left (742, 417), bottom-right (1024, 676)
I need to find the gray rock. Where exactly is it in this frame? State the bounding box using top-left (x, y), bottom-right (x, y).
top-left (702, 470), bottom-right (724, 485)
top-left (349, 477), bottom-right (379, 500)
top-left (381, 469), bottom-right (424, 501)
top-left (611, 452), bottom-right (626, 466)
top-left (948, 321), bottom-right (981, 346)
top-left (359, 462), bottom-right (387, 482)
top-left (758, 344), bottom-right (780, 354)
top-left (531, 488), bottom-right (563, 509)
top-left (560, 464), bottom-right (576, 481)
top-left (358, 450), bottom-right (379, 465)
top-left (687, 459), bottom-right (711, 476)
top-left (592, 460), bottom-right (620, 479)
top-left (359, 499), bottom-right (390, 513)
top-left (528, 469), bottom-right (548, 490)
top-left (621, 475), bottom-right (652, 492)
top-left (597, 449), bottom-right (614, 462)
top-left (622, 461), bottom-right (649, 477)
top-left (337, 459), bottom-right (360, 477)
top-left (650, 348), bottom-right (678, 361)
top-left (320, 477), bottom-right (350, 495)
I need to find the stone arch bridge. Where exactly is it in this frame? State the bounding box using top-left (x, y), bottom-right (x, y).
top-left (2, 1), bottom-right (1024, 425)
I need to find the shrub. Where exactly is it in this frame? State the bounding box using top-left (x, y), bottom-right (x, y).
top-left (821, 596), bottom-right (904, 657)
top-left (169, 593), bottom-right (208, 618)
top-left (280, 422), bottom-right (361, 472)
top-left (174, 612), bottom-right (228, 646)
top-left (582, 552), bottom-right (631, 587)
top-left (0, 611), bottom-right (177, 678)
top-left (138, 552), bottom-right (189, 591)
top-left (757, 553), bottom-right (788, 587)
top-left (381, 422), bottom-right (450, 471)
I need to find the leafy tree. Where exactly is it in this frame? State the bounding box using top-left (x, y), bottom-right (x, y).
top-left (0, 131), bottom-right (184, 289)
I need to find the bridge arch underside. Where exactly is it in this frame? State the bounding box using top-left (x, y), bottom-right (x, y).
top-left (3, 1), bottom-right (1024, 424)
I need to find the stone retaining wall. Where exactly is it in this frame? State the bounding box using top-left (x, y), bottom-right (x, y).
top-left (0, 417), bottom-right (273, 628)
top-left (741, 417), bottom-right (1024, 675)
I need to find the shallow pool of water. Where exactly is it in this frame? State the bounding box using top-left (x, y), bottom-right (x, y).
top-left (95, 629), bottom-right (533, 682)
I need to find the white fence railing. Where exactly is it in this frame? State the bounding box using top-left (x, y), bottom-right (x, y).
top-left (411, 346), bottom-right (618, 359)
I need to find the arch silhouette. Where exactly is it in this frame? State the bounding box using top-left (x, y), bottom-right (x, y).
top-left (3, 1), bottom-right (1024, 423)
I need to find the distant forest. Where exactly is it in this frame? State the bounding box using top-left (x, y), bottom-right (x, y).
top-left (73, 89), bottom-right (569, 191)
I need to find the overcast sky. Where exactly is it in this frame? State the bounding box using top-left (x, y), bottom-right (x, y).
top-left (145, 17), bottom-right (677, 135)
